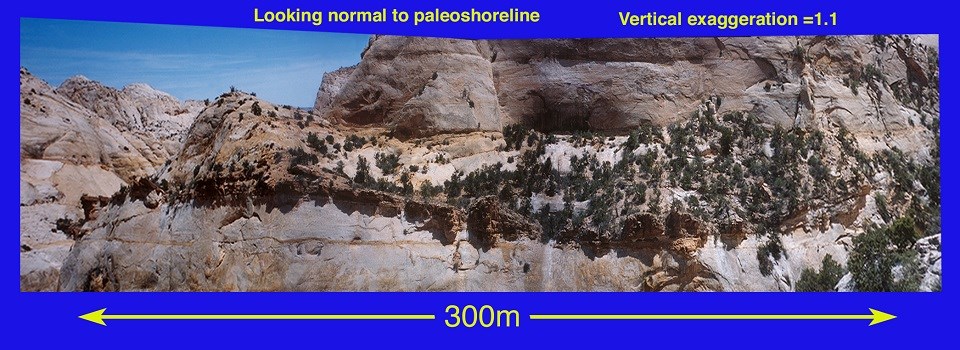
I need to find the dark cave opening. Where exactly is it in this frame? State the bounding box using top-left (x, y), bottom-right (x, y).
top-left (530, 111), bottom-right (592, 133)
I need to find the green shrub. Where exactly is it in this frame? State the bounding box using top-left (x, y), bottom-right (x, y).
top-left (886, 216), bottom-right (920, 252)
top-left (919, 162), bottom-right (940, 206)
top-left (354, 157), bottom-right (372, 185)
top-left (875, 194), bottom-right (891, 222)
top-left (849, 228), bottom-right (894, 291)
top-left (287, 147), bottom-right (317, 167)
top-left (287, 147), bottom-right (318, 177)
top-left (757, 236), bottom-right (784, 276)
top-left (795, 254), bottom-right (844, 292)
top-left (536, 203), bottom-right (571, 237)
top-left (502, 124), bottom-right (528, 151)
top-left (791, 44), bottom-right (805, 60)
top-left (462, 163), bottom-right (505, 198)
top-left (718, 127), bottom-right (734, 157)
top-left (371, 178), bottom-right (401, 193)
top-left (444, 171), bottom-right (463, 198)
top-left (419, 180), bottom-right (442, 199)
top-left (864, 63), bottom-right (886, 83)
top-left (399, 173), bottom-right (413, 196)
top-left (807, 155), bottom-right (829, 182)
top-left (849, 78), bottom-right (860, 95)
top-left (872, 35), bottom-right (887, 50)
top-left (624, 129), bottom-right (640, 151)
top-left (375, 152), bottom-right (401, 175)
top-left (891, 250), bottom-right (923, 292)
top-left (343, 135), bottom-right (366, 152)
top-left (306, 132), bottom-right (326, 154)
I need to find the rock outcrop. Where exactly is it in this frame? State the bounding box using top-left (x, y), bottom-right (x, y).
top-left (31, 35), bottom-right (941, 292)
top-left (19, 68), bottom-right (201, 290)
top-left (56, 75), bottom-right (203, 168)
top-left (321, 36), bottom-right (502, 138)
top-left (320, 35), bottom-right (939, 160)
top-left (314, 66), bottom-right (356, 116)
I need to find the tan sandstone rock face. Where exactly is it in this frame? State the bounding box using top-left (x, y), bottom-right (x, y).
top-left (55, 75), bottom-right (203, 168)
top-left (314, 66), bottom-right (356, 116)
top-left (21, 69), bottom-right (154, 181)
top-left (320, 36), bottom-right (938, 158)
top-left (56, 92), bottom-right (712, 291)
top-left (320, 36), bottom-right (502, 138)
top-left (19, 68), bottom-right (201, 290)
top-left (45, 35), bottom-right (941, 292)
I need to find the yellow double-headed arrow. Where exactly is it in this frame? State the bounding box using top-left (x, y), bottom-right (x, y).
top-left (529, 308), bottom-right (896, 326)
top-left (80, 308), bottom-right (895, 326)
top-left (79, 308), bottom-right (435, 326)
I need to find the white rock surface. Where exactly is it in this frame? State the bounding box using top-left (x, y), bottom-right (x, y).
top-left (19, 68), bottom-right (201, 290)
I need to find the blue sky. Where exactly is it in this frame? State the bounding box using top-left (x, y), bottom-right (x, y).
top-left (20, 18), bottom-right (369, 107)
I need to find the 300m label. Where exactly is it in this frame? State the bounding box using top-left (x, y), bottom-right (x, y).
top-left (444, 305), bottom-right (520, 328)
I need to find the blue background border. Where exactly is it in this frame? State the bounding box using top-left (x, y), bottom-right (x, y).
top-left (9, 1), bottom-right (953, 348)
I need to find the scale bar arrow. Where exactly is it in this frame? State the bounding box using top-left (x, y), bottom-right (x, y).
top-left (80, 308), bottom-right (435, 326)
top-left (529, 308), bottom-right (895, 326)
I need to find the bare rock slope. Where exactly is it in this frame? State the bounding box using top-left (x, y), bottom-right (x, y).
top-left (47, 35), bottom-right (941, 291)
top-left (321, 35), bottom-right (937, 158)
top-left (56, 76), bottom-right (203, 167)
top-left (19, 68), bottom-right (201, 290)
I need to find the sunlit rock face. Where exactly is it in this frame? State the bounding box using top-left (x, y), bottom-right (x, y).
top-left (28, 35), bottom-right (941, 291)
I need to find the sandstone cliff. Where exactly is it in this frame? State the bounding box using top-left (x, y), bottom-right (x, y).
top-left (313, 66), bottom-right (356, 116)
top-left (19, 68), bottom-right (201, 290)
top-left (33, 35), bottom-right (942, 292)
top-left (320, 35), bottom-right (938, 160)
top-left (55, 76), bottom-right (203, 167)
